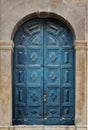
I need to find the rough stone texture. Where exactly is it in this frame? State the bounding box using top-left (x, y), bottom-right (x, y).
top-left (0, 41), bottom-right (13, 125)
top-left (87, 0), bottom-right (88, 40)
top-left (74, 41), bottom-right (87, 125)
top-left (43, 126), bottom-right (75, 130)
top-left (76, 127), bottom-right (87, 130)
top-left (86, 1), bottom-right (88, 129)
top-left (10, 126), bottom-right (43, 130)
top-left (0, 50), bottom-right (12, 125)
top-left (87, 0), bottom-right (88, 128)
top-left (87, 44), bottom-right (88, 129)
top-left (0, 126), bottom-right (88, 130)
top-left (0, 128), bottom-right (9, 130)
top-left (0, 0), bottom-right (1, 39)
top-left (0, 126), bottom-right (76, 130)
top-left (0, 0), bottom-right (87, 40)
top-left (13, 126), bottom-right (44, 130)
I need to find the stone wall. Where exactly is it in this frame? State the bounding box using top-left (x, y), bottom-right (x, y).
top-left (0, 0), bottom-right (87, 40)
top-left (0, 0), bottom-right (1, 40)
top-left (87, 0), bottom-right (88, 128)
top-left (0, 0), bottom-right (88, 130)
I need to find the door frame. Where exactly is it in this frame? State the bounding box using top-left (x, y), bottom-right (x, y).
top-left (12, 18), bottom-right (75, 125)
top-left (11, 12), bottom-right (87, 126)
top-left (0, 12), bottom-right (87, 128)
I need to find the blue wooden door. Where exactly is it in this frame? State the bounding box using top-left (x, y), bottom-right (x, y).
top-left (13, 18), bottom-right (75, 125)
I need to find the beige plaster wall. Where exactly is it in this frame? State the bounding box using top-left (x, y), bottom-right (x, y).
top-left (0, 0), bottom-right (87, 40)
top-left (0, 0), bottom-right (1, 39)
top-left (86, 0), bottom-right (88, 125)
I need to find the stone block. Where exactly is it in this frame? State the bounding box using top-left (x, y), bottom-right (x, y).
top-left (0, 41), bottom-right (13, 126)
top-left (76, 127), bottom-right (87, 130)
top-left (10, 126), bottom-right (76, 130)
top-left (0, 127), bottom-right (9, 130)
top-left (74, 41), bottom-right (87, 125)
top-left (44, 126), bottom-right (75, 130)
top-left (14, 126), bottom-right (43, 130)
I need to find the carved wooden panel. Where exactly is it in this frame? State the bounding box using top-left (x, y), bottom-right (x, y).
top-left (13, 18), bottom-right (74, 125)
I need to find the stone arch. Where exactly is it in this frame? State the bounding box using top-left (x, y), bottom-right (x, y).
top-left (11, 12), bottom-right (76, 41)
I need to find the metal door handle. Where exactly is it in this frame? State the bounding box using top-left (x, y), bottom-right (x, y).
top-left (44, 94), bottom-right (46, 102)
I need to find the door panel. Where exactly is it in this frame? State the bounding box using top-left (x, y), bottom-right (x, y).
top-left (13, 20), bottom-right (44, 125)
top-left (43, 21), bottom-right (61, 124)
top-left (26, 22), bottom-right (44, 124)
top-left (13, 18), bottom-right (75, 125)
top-left (43, 20), bottom-right (74, 125)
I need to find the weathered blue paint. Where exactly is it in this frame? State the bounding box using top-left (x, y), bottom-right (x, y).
top-left (13, 18), bottom-right (75, 125)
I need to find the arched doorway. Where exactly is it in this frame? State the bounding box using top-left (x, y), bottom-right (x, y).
top-left (12, 18), bottom-right (75, 125)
